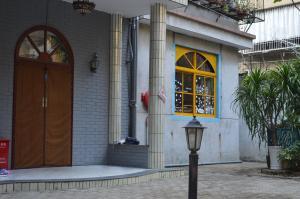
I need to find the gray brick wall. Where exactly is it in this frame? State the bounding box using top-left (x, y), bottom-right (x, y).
top-left (121, 19), bottom-right (130, 139)
top-left (0, 0), bottom-right (129, 167)
top-left (107, 144), bottom-right (149, 168)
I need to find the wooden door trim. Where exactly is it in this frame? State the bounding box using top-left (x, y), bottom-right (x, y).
top-left (12, 25), bottom-right (74, 169)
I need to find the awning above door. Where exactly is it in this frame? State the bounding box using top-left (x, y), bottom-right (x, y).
top-left (63, 0), bottom-right (187, 17)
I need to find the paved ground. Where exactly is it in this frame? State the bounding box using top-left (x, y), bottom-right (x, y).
top-left (1, 162), bottom-right (300, 199)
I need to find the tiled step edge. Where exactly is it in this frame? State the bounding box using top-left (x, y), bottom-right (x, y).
top-left (0, 168), bottom-right (186, 193)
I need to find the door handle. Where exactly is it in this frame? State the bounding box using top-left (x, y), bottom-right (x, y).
top-left (42, 97), bottom-right (48, 108)
top-left (45, 97), bottom-right (48, 108)
top-left (42, 97), bottom-right (45, 108)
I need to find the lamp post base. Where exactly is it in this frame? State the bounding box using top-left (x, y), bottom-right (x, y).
top-left (189, 152), bottom-right (199, 199)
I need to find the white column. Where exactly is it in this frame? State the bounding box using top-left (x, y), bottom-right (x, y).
top-left (109, 14), bottom-right (122, 144)
top-left (148, 3), bottom-right (167, 169)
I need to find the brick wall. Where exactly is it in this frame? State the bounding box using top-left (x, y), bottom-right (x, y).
top-left (107, 144), bottom-right (149, 168)
top-left (121, 20), bottom-right (130, 139)
top-left (0, 0), bottom-right (129, 167)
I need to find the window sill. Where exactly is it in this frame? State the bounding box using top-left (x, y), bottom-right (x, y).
top-left (169, 114), bottom-right (220, 123)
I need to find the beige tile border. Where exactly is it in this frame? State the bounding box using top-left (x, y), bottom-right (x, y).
top-left (0, 169), bottom-right (185, 193)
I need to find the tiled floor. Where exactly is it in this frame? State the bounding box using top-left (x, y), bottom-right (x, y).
top-left (0, 165), bottom-right (148, 182)
top-left (1, 163), bottom-right (300, 199)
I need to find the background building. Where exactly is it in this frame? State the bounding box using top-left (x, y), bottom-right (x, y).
top-left (240, 0), bottom-right (300, 73)
top-left (239, 0), bottom-right (300, 161)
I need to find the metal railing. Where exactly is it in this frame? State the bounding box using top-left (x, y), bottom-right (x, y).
top-left (189, 0), bottom-right (265, 24)
top-left (240, 36), bottom-right (300, 55)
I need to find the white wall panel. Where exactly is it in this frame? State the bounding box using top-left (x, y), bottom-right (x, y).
top-left (247, 4), bottom-right (300, 43)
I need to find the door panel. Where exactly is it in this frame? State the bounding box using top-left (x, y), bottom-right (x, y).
top-left (45, 64), bottom-right (72, 166)
top-left (14, 62), bottom-right (45, 169)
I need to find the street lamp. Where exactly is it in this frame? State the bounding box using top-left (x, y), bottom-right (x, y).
top-left (183, 116), bottom-right (206, 199)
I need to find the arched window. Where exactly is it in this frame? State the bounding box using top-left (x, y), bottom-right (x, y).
top-left (175, 46), bottom-right (217, 117)
top-left (16, 26), bottom-right (72, 64)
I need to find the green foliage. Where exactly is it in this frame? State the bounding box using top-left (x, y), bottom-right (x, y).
top-left (274, 62), bottom-right (300, 128)
top-left (279, 141), bottom-right (300, 161)
top-left (233, 60), bottom-right (300, 146)
top-left (233, 69), bottom-right (269, 146)
top-left (273, 0), bottom-right (282, 3)
top-left (235, 0), bottom-right (255, 10)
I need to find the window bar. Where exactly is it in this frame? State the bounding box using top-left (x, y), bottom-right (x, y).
top-left (193, 73), bottom-right (196, 115)
top-left (214, 76), bottom-right (217, 116)
top-left (27, 36), bottom-right (41, 55)
top-left (204, 77), bottom-right (207, 115)
top-left (182, 72), bottom-right (184, 113)
top-left (44, 30), bottom-right (47, 53)
top-left (193, 52), bottom-right (196, 115)
top-left (184, 54), bottom-right (193, 68)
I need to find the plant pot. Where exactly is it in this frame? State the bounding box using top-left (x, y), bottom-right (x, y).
top-left (266, 154), bottom-right (270, 169)
top-left (269, 146), bottom-right (282, 170)
top-left (281, 160), bottom-right (290, 170)
top-left (291, 160), bottom-right (300, 171)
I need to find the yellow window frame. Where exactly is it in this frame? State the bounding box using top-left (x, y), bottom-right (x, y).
top-left (175, 46), bottom-right (217, 118)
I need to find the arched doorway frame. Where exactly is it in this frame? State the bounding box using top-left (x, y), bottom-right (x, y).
top-left (12, 25), bottom-right (74, 169)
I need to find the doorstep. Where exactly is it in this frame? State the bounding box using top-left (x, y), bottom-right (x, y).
top-left (0, 165), bottom-right (185, 193)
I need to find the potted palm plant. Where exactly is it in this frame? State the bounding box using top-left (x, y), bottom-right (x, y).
top-left (234, 61), bottom-right (300, 170)
top-left (279, 141), bottom-right (300, 171)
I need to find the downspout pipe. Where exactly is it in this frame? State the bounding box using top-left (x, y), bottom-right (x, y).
top-left (129, 17), bottom-right (138, 138)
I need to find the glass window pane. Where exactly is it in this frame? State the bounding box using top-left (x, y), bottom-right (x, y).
top-left (196, 128), bottom-right (203, 150)
top-left (200, 62), bottom-right (214, 73)
top-left (47, 31), bottom-right (61, 53)
top-left (175, 72), bottom-right (182, 92)
top-left (29, 31), bottom-right (44, 53)
top-left (187, 129), bottom-right (196, 150)
top-left (183, 94), bottom-right (193, 113)
top-left (183, 73), bottom-right (193, 93)
top-left (19, 37), bottom-right (39, 59)
top-left (195, 76), bottom-right (205, 94)
top-left (175, 93), bottom-right (183, 112)
top-left (196, 53), bottom-right (206, 68)
top-left (205, 97), bottom-right (215, 114)
top-left (51, 45), bottom-right (69, 63)
top-left (176, 54), bottom-right (193, 69)
top-left (206, 77), bottom-right (214, 95)
top-left (185, 52), bottom-right (194, 67)
top-left (196, 95), bottom-right (205, 114)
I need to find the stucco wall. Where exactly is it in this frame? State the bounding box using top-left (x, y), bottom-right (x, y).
top-left (239, 119), bottom-right (267, 162)
top-left (238, 74), bottom-right (267, 162)
top-left (0, 0), bottom-right (129, 167)
top-left (136, 24), bottom-right (241, 165)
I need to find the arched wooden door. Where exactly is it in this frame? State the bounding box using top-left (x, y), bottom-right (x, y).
top-left (13, 26), bottom-right (73, 169)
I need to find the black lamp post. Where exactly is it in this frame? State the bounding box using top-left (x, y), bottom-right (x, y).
top-left (183, 116), bottom-right (206, 199)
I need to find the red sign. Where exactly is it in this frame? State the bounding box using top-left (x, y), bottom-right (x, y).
top-left (0, 139), bottom-right (9, 169)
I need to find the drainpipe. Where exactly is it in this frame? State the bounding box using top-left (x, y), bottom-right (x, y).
top-left (129, 17), bottom-right (138, 138)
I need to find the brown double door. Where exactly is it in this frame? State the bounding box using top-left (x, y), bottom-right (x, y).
top-left (14, 61), bottom-right (72, 169)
